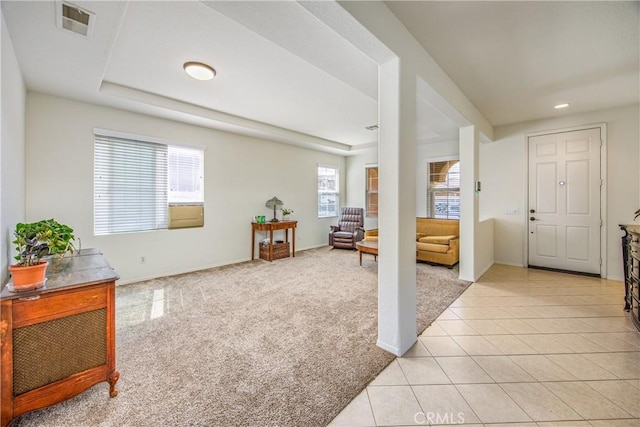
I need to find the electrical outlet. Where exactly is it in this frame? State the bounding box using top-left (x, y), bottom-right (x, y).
top-left (140, 256), bottom-right (146, 264)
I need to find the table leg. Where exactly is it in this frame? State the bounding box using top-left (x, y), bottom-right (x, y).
top-left (251, 227), bottom-right (255, 260)
top-left (292, 226), bottom-right (296, 257)
top-left (359, 250), bottom-right (362, 266)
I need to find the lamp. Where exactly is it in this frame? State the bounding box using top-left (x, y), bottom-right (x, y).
top-left (265, 196), bottom-right (284, 222)
top-left (183, 61), bottom-right (216, 81)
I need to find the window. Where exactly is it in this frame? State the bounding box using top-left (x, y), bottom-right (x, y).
top-left (318, 165), bottom-right (339, 218)
top-left (427, 159), bottom-right (460, 219)
top-left (365, 166), bottom-right (378, 217)
top-left (94, 132), bottom-right (204, 235)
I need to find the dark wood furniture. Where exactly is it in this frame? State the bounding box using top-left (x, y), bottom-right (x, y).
top-left (1, 249), bottom-right (119, 427)
top-left (251, 220), bottom-right (297, 261)
top-left (356, 241), bottom-right (378, 266)
top-left (329, 207), bottom-right (365, 249)
top-left (620, 224), bottom-right (640, 331)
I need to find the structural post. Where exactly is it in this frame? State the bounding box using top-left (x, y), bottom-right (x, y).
top-left (376, 57), bottom-right (417, 356)
top-left (459, 125), bottom-right (479, 281)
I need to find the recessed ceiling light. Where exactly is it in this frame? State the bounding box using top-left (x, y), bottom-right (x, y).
top-left (554, 103), bottom-right (570, 109)
top-left (183, 62), bottom-right (216, 81)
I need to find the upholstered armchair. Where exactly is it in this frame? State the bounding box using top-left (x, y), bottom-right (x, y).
top-left (329, 207), bottom-right (365, 249)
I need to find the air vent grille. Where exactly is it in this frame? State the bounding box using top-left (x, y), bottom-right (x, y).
top-left (58, 2), bottom-right (94, 37)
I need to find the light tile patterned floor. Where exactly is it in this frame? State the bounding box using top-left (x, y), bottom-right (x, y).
top-left (329, 264), bottom-right (640, 426)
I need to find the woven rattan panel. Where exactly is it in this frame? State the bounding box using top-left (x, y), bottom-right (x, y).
top-left (13, 308), bottom-right (107, 396)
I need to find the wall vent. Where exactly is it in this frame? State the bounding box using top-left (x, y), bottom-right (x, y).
top-left (56, 1), bottom-right (95, 38)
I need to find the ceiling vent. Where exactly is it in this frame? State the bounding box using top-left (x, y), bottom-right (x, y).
top-left (56, 1), bottom-right (95, 38)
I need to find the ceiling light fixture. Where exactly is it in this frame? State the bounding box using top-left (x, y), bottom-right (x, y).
top-left (554, 103), bottom-right (570, 109)
top-left (183, 62), bottom-right (216, 81)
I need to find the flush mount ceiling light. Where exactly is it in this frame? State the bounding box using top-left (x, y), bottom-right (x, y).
top-left (183, 62), bottom-right (216, 81)
top-left (554, 103), bottom-right (570, 109)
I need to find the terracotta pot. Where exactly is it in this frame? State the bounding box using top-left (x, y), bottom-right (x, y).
top-left (8, 261), bottom-right (48, 291)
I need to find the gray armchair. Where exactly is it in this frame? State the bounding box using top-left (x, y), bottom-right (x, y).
top-left (329, 207), bottom-right (365, 249)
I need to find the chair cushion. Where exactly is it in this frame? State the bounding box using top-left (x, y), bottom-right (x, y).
top-left (417, 242), bottom-right (450, 253)
top-left (416, 233), bottom-right (427, 241)
top-left (334, 231), bottom-right (356, 238)
top-left (419, 235), bottom-right (456, 245)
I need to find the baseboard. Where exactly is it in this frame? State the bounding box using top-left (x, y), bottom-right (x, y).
top-left (494, 261), bottom-right (525, 268)
top-left (475, 262), bottom-right (494, 281)
top-left (376, 339), bottom-right (401, 356)
top-left (117, 245), bottom-right (331, 286)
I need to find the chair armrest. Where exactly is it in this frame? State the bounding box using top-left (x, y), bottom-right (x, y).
top-left (330, 225), bottom-right (340, 232)
top-left (449, 237), bottom-right (459, 254)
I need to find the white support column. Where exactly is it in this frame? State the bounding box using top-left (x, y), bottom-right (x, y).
top-left (459, 125), bottom-right (479, 282)
top-left (377, 57), bottom-right (417, 356)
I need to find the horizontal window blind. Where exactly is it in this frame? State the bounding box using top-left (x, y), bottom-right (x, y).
top-left (94, 135), bottom-right (168, 235)
top-left (426, 160), bottom-right (460, 219)
top-left (168, 146), bottom-right (204, 204)
top-left (318, 165), bottom-right (339, 218)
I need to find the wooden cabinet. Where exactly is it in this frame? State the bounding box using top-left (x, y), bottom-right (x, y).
top-left (620, 225), bottom-right (640, 331)
top-left (251, 221), bottom-right (297, 261)
top-left (1, 249), bottom-right (119, 427)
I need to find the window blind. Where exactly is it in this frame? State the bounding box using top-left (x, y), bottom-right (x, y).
top-left (426, 160), bottom-right (460, 219)
top-left (94, 135), bottom-right (169, 235)
top-left (318, 165), bottom-right (339, 218)
top-left (365, 166), bottom-right (378, 217)
top-left (168, 146), bottom-right (204, 204)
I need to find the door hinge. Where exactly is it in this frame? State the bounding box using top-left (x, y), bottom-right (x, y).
top-left (600, 219), bottom-right (603, 226)
top-left (600, 257), bottom-right (603, 266)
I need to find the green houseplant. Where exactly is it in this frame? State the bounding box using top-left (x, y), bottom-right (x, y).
top-left (281, 208), bottom-right (294, 220)
top-left (9, 219), bottom-right (77, 290)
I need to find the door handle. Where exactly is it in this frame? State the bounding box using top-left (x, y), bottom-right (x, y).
top-left (530, 217), bottom-right (537, 221)
top-left (530, 209), bottom-right (535, 213)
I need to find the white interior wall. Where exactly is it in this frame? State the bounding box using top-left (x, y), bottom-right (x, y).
top-left (480, 104), bottom-right (639, 280)
top-left (346, 147), bottom-right (378, 230)
top-left (25, 92), bottom-right (346, 284)
top-left (1, 12), bottom-right (26, 285)
top-left (416, 139), bottom-right (459, 217)
top-left (346, 139), bottom-right (459, 225)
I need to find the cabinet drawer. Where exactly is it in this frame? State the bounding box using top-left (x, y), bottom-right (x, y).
top-left (13, 285), bottom-right (107, 327)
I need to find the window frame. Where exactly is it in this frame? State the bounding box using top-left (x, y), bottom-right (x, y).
top-left (426, 157), bottom-right (460, 220)
top-left (94, 129), bottom-right (205, 236)
top-left (365, 164), bottom-right (378, 218)
top-left (317, 164), bottom-right (340, 218)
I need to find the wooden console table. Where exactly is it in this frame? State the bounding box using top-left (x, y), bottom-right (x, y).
top-left (620, 224), bottom-right (640, 331)
top-left (1, 249), bottom-right (119, 427)
top-left (251, 220), bottom-right (297, 261)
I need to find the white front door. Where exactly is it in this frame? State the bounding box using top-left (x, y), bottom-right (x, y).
top-left (528, 127), bottom-right (602, 275)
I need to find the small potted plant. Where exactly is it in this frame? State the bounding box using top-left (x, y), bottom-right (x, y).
top-left (281, 208), bottom-right (294, 220)
top-left (9, 219), bottom-right (77, 290)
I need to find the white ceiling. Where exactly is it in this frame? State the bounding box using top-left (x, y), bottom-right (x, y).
top-left (2, 1), bottom-right (638, 155)
top-left (386, 1), bottom-right (640, 126)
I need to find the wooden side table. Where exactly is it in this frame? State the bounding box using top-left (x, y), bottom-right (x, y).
top-left (1, 249), bottom-right (119, 427)
top-left (251, 221), bottom-right (297, 261)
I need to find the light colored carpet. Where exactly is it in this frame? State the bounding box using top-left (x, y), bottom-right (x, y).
top-left (13, 246), bottom-right (470, 427)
